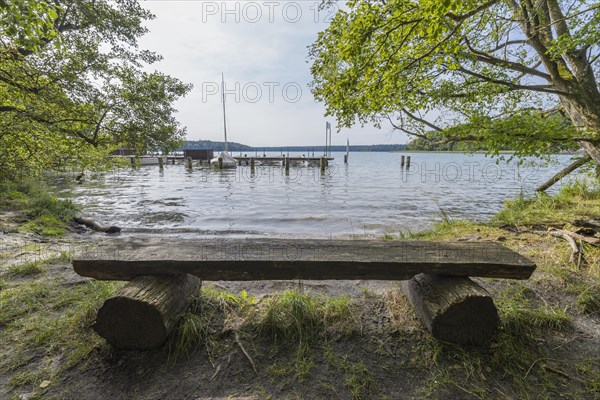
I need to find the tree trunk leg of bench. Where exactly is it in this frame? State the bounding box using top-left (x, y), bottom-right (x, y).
top-left (92, 274), bottom-right (202, 350)
top-left (400, 274), bottom-right (499, 345)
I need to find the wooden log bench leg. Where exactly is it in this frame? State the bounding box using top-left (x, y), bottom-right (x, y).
top-left (93, 274), bottom-right (201, 350)
top-left (400, 274), bottom-right (499, 345)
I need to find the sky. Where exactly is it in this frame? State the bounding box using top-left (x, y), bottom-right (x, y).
top-left (137, 0), bottom-right (407, 147)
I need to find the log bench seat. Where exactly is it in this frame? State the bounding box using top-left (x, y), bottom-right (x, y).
top-left (72, 238), bottom-right (536, 349)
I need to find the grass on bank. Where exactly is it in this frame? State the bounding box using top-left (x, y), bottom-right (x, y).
top-left (0, 258), bottom-right (123, 397)
top-left (0, 180), bottom-right (77, 237)
top-left (493, 179), bottom-right (600, 227)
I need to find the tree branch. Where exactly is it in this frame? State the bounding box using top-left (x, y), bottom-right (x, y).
top-left (400, 108), bottom-right (444, 132)
top-left (456, 66), bottom-right (572, 96)
top-left (463, 38), bottom-right (552, 80)
top-left (447, 0), bottom-right (500, 22)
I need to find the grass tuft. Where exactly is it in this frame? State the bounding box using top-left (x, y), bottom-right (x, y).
top-left (493, 179), bottom-right (600, 226)
top-left (259, 290), bottom-right (322, 344)
top-left (576, 284), bottom-right (600, 315)
top-left (498, 285), bottom-right (571, 336)
top-left (7, 260), bottom-right (44, 276)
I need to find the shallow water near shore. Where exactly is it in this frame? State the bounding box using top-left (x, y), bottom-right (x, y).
top-left (49, 152), bottom-right (579, 238)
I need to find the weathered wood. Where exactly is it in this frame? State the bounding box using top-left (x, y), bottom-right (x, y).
top-left (548, 227), bottom-right (600, 245)
top-left (548, 230), bottom-right (580, 262)
top-left (93, 274), bottom-right (201, 350)
top-left (400, 274), bottom-right (499, 345)
top-left (73, 217), bottom-right (121, 234)
top-left (73, 239), bottom-right (536, 281)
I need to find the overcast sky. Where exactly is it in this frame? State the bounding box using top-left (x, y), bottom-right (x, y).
top-left (138, 0), bottom-right (407, 147)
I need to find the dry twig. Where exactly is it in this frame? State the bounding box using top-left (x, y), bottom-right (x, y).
top-left (234, 331), bottom-right (257, 374)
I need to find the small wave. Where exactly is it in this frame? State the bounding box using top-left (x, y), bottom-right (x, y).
top-left (141, 212), bottom-right (187, 224)
top-left (123, 227), bottom-right (264, 235)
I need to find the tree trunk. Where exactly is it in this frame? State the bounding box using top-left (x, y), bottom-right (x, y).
top-left (580, 141), bottom-right (600, 167)
top-left (560, 98), bottom-right (600, 167)
top-left (536, 154), bottom-right (591, 192)
top-left (400, 274), bottom-right (499, 345)
top-left (93, 274), bottom-right (202, 350)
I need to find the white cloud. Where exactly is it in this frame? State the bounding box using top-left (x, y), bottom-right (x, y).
top-left (138, 1), bottom-right (407, 146)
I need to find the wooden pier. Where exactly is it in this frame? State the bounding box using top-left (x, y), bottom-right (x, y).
top-left (165, 155), bottom-right (334, 165)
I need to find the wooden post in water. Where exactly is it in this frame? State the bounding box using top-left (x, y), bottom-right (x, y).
top-left (401, 155), bottom-right (405, 168)
top-left (250, 157), bottom-right (255, 174)
top-left (218, 157), bottom-right (223, 169)
top-left (406, 156), bottom-right (411, 169)
top-left (187, 157), bottom-right (193, 170)
top-left (285, 157), bottom-right (290, 176)
top-left (172, 158), bottom-right (175, 165)
top-left (238, 158), bottom-right (242, 166)
top-left (158, 156), bottom-right (164, 170)
top-left (320, 156), bottom-right (326, 175)
top-left (130, 157), bottom-right (135, 169)
top-left (345, 138), bottom-right (349, 164)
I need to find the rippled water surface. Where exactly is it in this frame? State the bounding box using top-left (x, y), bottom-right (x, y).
top-left (53, 152), bottom-right (577, 238)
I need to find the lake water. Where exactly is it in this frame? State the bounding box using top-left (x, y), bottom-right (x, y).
top-left (54, 152), bottom-right (578, 238)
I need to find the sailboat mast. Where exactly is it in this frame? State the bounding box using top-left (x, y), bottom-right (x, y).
top-left (221, 73), bottom-right (228, 153)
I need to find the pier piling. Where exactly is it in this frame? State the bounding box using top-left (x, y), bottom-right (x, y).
top-left (187, 157), bottom-right (193, 170)
top-left (406, 156), bottom-right (411, 169)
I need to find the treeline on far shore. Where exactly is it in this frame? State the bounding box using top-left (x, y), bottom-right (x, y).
top-left (405, 134), bottom-right (578, 152)
top-left (182, 140), bottom-right (407, 153)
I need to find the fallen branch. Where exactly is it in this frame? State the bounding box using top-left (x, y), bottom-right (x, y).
top-left (536, 155), bottom-right (591, 192)
top-left (573, 219), bottom-right (600, 231)
top-left (548, 228), bottom-right (600, 246)
top-left (548, 230), bottom-right (580, 262)
top-left (73, 217), bottom-right (121, 234)
top-left (234, 331), bottom-right (257, 374)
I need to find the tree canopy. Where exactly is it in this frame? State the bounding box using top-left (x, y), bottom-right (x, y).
top-left (310, 0), bottom-right (600, 164)
top-left (0, 0), bottom-right (192, 178)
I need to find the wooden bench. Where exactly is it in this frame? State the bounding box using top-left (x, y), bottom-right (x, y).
top-left (73, 238), bottom-right (536, 349)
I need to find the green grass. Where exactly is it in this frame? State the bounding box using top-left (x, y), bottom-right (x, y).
top-left (168, 287), bottom-right (256, 360)
top-left (343, 360), bottom-right (373, 400)
top-left (0, 265), bottom-right (122, 394)
top-left (493, 179), bottom-right (600, 226)
top-left (576, 284), bottom-right (600, 315)
top-left (7, 260), bottom-right (45, 276)
top-left (413, 283), bottom-right (576, 399)
top-left (258, 290), bottom-right (357, 345)
top-left (0, 179), bottom-right (77, 237)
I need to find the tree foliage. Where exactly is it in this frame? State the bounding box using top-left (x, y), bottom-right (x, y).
top-left (310, 0), bottom-right (600, 164)
top-left (0, 0), bottom-right (192, 178)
